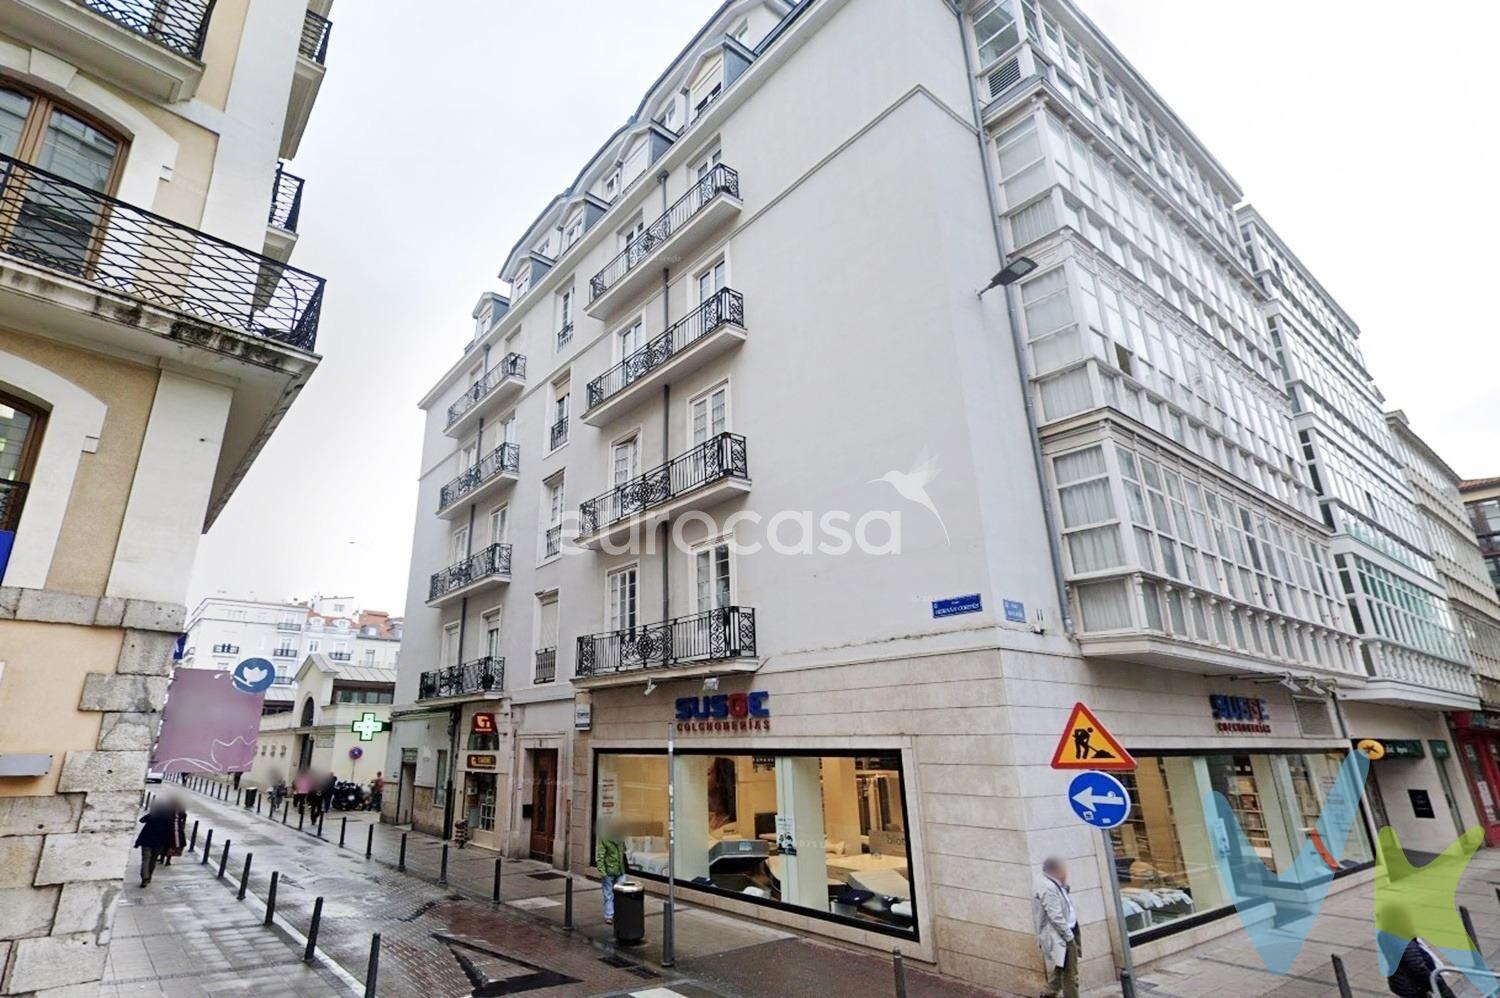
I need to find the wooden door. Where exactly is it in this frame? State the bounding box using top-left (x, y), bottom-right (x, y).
top-left (529, 749), bottom-right (558, 862)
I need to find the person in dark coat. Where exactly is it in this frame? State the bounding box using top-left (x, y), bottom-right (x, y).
top-left (134, 799), bottom-right (179, 886)
top-left (160, 805), bottom-right (187, 867)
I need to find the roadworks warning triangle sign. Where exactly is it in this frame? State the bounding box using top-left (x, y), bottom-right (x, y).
top-left (1050, 702), bottom-right (1136, 771)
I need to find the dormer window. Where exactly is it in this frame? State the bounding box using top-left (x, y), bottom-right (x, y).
top-left (563, 213), bottom-right (583, 250)
top-left (474, 302), bottom-right (492, 340)
top-left (513, 266), bottom-right (530, 299)
top-left (605, 169), bottom-right (621, 201)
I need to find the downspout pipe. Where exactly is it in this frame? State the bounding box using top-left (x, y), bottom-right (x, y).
top-left (948, 1), bottom-right (1075, 634)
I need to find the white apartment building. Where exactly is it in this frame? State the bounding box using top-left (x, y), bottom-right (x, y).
top-left (1387, 411), bottom-right (1500, 845)
top-left (389, 0), bottom-right (1482, 990)
top-left (0, 0), bottom-right (332, 991)
top-left (181, 595), bottom-right (401, 709)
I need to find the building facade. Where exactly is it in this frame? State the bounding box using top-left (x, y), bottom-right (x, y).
top-left (1388, 415), bottom-right (1500, 843)
top-left (1462, 477), bottom-right (1500, 598)
top-left (0, 0), bottom-right (334, 991)
top-left (247, 653), bottom-right (395, 790)
top-left (181, 594), bottom-right (402, 711)
top-left (388, 0), bottom-right (1482, 990)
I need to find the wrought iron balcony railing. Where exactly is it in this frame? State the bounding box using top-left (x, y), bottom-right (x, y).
top-left (543, 524), bottom-right (562, 559)
top-left (589, 164), bottom-right (739, 302)
top-left (276, 620), bottom-right (303, 631)
top-left (557, 323), bottom-right (573, 349)
top-left (549, 417), bottom-right (569, 451)
top-left (446, 353), bottom-right (525, 429)
top-left (577, 606), bottom-right (756, 678)
top-left (272, 647), bottom-right (297, 658)
top-left (299, 8), bottom-right (332, 64)
top-left (0, 152), bottom-right (324, 350)
top-left (328, 651), bottom-right (351, 662)
top-left (212, 643), bottom-right (239, 654)
top-left (80, 0), bottom-right (216, 59)
top-left (587, 289), bottom-right (743, 410)
top-left (428, 543), bottom-right (511, 603)
top-left (418, 656), bottom-right (503, 701)
top-left (534, 648), bottom-right (557, 684)
top-left (579, 432), bottom-right (748, 537)
top-left (268, 165), bottom-right (305, 232)
top-left (438, 442), bottom-right (519, 513)
top-left (0, 479), bottom-right (27, 532)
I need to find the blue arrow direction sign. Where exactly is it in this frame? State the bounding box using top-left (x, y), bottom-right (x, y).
top-left (1067, 770), bottom-right (1132, 829)
top-left (230, 657), bottom-right (276, 694)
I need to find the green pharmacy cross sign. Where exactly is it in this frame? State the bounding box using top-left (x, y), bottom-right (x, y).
top-left (351, 712), bottom-right (389, 742)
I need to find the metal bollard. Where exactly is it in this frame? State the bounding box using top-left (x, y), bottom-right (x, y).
top-left (235, 788), bottom-right (242, 807)
top-left (563, 876), bottom-right (573, 931)
top-left (237, 853), bottom-right (253, 901)
top-left (398, 833), bottom-right (407, 871)
top-left (340, 817), bottom-right (348, 848)
top-left (892, 949), bottom-right (907, 998)
top-left (1120, 970), bottom-right (1137, 998)
top-left (364, 932), bottom-right (381, 998)
top-left (303, 897), bottom-right (324, 962)
top-left (189, 820), bottom-right (199, 852)
top-left (366, 824), bottom-right (374, 859)
top-left (493, 857), bottom-right (502, 904)
top-left (439, 844), bottom-right (449, 886)
top-left (200, 829), bottom-right (213, 864)
top-left (217, 840), bottom-right (231, 880)
top-left (264, 871), bottom-right (279, 927)
top-left (298, 808), bottom-right (305, 832)
top-left (1331, 954), bottom-right (1352, 998)
top-left (282, 801), bottom-right (289, 825)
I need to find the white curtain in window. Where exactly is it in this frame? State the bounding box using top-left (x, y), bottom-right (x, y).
top-left (1060, 479), bottom-right (1114, 528)
top-left (1040, 367), bottom-right (1093, 421)
top-left (1054, 445), bottom-right (1105, 484)
top-left (1078, 580), bottom-right (1131, 631)
top-left (1067, 525), bottom-right (1121, 573)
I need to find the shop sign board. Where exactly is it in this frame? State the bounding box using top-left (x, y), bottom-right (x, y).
top-left (472, 713), bottom-right (496, 734)
top-left (467, 754), bottom-right (497, 770)
top-left (1355, 738), bottom-right (1424, 760)
top-left (675, 691), bottom-right (770, 733)
top-left (575, 702), bottom-right (592, 731)
top-left (1429, 740), bottom-right (1452, 760)
top-left (1050, 702), bottom-right (1135, 771)
top-left (1208, 694), bottom-right (1271, 734)
top-left (1067, 771), bottom-right (1132, 829)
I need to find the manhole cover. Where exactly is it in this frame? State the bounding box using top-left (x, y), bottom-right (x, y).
top-left (528, 872), bottom-right (566, 881)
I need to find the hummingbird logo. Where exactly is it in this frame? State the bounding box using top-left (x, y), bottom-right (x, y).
top-left (871, 449), bottom-right (949, 544)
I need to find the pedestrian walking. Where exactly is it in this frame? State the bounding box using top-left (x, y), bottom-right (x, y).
top-left (594, 819), bottom-right (627, 925)
top-left (293, 770), bottom-right (311, 813)
top-left (369, 772), bottom-right (384, 813)
top-left (1034, 857), bottom-right (1080, 998)
top-left (134, 798), bottom-right (180, 887)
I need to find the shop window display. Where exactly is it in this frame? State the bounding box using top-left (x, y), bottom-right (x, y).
top-left (1111, 751), bottom-right (1372, 939)
top-left (594, 751), bottom-right (915, 935)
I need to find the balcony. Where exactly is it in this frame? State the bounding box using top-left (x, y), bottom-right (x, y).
top-left (586, 164), bottom-right (741, 320)
top-left (1340, 638), bottom-right (1480, 711)
top-left (534, 648), bottom-right (556, 684)
top-left (549, 417), bottom-right (569, 451)
top-left (212, 644), bottom-right (239, 655)
top-left (445, 353), bottom-right (526, 438)
top-left (438, 443), bottom-right (520, 519)
top-left (418, 656), bottom-right (504, 702)
top-left (272, 648), bottom-right (298, 659)
top-left (0, 0), bottom-right (213, 102)
top-left (577, 433), bottom-right (749, 550)
top-left (543, 524), bottom-right (562, 560)
top-left (575, 606), bottom-right (758, 687)
top-left (426, 543), bottom-right (511, 608)
top-left (328, 651), bottom-right (351, 662)
top-left (557, 323), bottom-right (573, 350)
top-left (282, 8), bottom-right (332, 159)
top-left (276, 620), bottom-right (303, 632)
top-left (263, 165), bottom-right (305, 264)
top-left (584, 289), bottom-right (746, 426)
top-left (0, 152), bottom-right (323, 352)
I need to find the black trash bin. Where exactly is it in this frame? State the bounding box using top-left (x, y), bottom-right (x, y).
top-left (612, 880), bottom-right (645, 945)
top-left (242, 788), bottom-right (258, 811)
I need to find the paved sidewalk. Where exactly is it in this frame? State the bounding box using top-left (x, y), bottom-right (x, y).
top-left (162, 780), bottom-right (1003, 997)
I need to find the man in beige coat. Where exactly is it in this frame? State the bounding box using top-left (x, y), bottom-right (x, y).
top-left (1034, 857), bottom-right (1080, 998)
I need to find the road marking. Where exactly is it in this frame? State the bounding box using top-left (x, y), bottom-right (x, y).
top-left (629, 990), bottom-right (690, 998)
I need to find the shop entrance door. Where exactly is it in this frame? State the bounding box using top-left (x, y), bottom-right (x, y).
top-left (463, 771), bottom-right (499, 850)
top-left (530, 749), bottom-right (558, 862)
top-left (1457, 736), bottom-right (1500, 846)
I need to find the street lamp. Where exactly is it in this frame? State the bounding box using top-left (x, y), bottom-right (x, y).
top-left (979, 255), bottom-right (1039, 294)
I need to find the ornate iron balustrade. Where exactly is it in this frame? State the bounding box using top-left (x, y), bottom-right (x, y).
top-left (549, 417), bottom-right (569, 451)
top-left (0, 152), bottom-right (324, 349)
top-left (446, 353), bottom-right (525, 429)
top-left (438, 443), bottom-right (520, 513)
top-left (272, 647), bottom-right (297, 658)
top-left (0, 479), bottom-right (27, 533)
top-left (268, 165), bottom-right (305, 232)
top-left (212, 643), bottom-right (239, 654)
top-left (589, 164), bottom-right (739, 301)
top-left (428, 543), bottom-right (511, 603)
top-left (299, 8), bottom-right (331, 63)
top-left (79, 0), bottom-right (216, 58)
top-left (579, 432), bottom-right (747, 537)
top-left (543, 524), bottom-right (562, 559)
top-left (328, 651), bottom-right (351, 662)
top-left (275, 620), bottom-right (303, 631)
top-left (576, 606), bottom-right (756, 678)
top-left (418, 656), bottom-right (504, 701)
top-left (534, 648), bottom-right (557, 684)
top-left (557, 322), bottom-right (573, 349)
top-left (586, 288), bottom-right (744, 410)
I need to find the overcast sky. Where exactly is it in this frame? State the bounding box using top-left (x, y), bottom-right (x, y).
top-left (187, 0), bottom-right (1500, 614)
